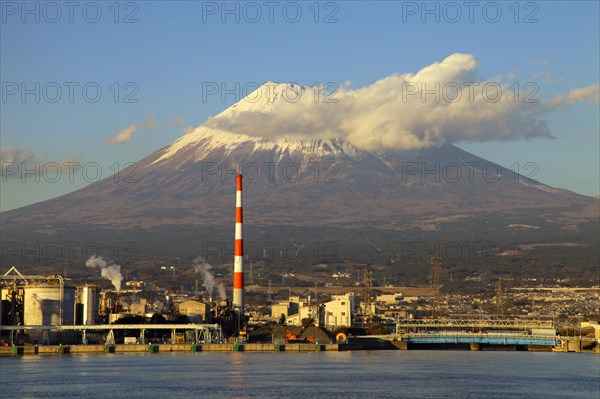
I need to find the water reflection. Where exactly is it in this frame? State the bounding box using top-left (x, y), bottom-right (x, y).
top-left (0, 352), bottom-right (598, 399)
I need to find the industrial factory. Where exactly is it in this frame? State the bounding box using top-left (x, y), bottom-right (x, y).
top-left (0, 174), bottom-right (251, 347)
top-left (0, 264), bottom-right (230, 346)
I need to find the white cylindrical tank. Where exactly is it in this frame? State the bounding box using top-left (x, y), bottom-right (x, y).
top-left (23, 284), bottom-right (75, 326)
top-left (77, 285), bottom-right (99, 325)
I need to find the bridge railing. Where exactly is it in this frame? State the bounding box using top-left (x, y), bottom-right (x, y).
top-left (0, 324), bottom-right (222, 332)
top-left (396, 319), bottom-right (554, 330)
top-left (402, 332), bottom-right (557, 340)
top-left (401, 332), bottom-right (561, 346)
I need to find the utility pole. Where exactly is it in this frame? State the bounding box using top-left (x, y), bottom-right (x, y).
top-left (267, 279), bottom-right (272, 304)
top-left (429, 254), bottom-right (442, 318)
top-left (249, 260), bottom-right (254, 285)
top-left (363, 264), bottom-right (373, 325)
top-left (496, 277), bottom-right (505, 317)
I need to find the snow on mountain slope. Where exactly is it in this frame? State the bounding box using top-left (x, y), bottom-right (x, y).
top-left (151, 82), bottom-right (364, 166)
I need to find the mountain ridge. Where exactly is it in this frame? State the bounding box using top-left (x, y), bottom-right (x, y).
top-left (1, 81), bottom-right (597, 266)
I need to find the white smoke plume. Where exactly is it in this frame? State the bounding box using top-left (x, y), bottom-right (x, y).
top-left (206, 53), bottom-right (599, 151)
top-left (85, 255), bottom-right (123, 292)
top-left (217, 283), bottom-right (226, 300)
top-left (192, 256), bottom-right (226, 300)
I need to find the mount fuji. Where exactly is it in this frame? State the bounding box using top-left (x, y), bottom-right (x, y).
top-left (1, 83), bottom-right (597, 265)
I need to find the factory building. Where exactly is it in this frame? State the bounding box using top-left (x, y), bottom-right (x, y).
top-left (178, 300), bottom-right (211, 323)
top-left (281, 295), bottom-right (324, 327)
top-left (272, 294), bottom-right (358, 328)
top-left (323, 294), bottom-right (356, 328)
top-left (376, 293), bottom-right (403, 305)
top-left (286, 302), bottom-right (324, 327)
top-left (271, 296), bottom-right (300, 320)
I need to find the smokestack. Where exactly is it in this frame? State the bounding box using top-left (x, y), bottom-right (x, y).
top-left (233, 173), bottom-right (244, 312)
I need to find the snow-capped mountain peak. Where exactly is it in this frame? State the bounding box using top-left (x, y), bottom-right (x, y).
top-left (150, 82), bottom-right (361, 165)
top-left (215, 81), bottom-right (307, 117)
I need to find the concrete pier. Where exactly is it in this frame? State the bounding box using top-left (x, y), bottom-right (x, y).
top-left (1, 337), bottom-right (595, 355)
top-left (0, 343), bottom-right (340, 356)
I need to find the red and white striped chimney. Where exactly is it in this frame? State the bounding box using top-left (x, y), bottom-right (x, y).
top-left (233, 173), bottom-right (244, 311)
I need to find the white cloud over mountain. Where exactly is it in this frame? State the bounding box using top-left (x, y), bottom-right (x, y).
top-left (205, 53), bottom-right (599, 151)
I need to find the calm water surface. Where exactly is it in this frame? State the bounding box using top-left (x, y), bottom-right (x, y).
top-left (1, 351), bottom-right (598, 398)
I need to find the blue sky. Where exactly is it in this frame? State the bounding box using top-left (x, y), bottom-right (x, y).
top-left (1, 0), bottom-right (599, 211)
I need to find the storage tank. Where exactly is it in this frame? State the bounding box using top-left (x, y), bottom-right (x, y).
top-left (76, 285), bottom-right (99, 325)
top-left (23, 283), bottom-right (75, 326)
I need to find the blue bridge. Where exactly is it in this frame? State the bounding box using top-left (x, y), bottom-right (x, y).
top-left (404, 332), bottom-right (559, 346)
top-left (393, 319), bottom-right (562, 349)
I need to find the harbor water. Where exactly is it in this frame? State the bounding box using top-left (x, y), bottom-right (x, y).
top-left (1, 351), bottom-right (598, 398)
